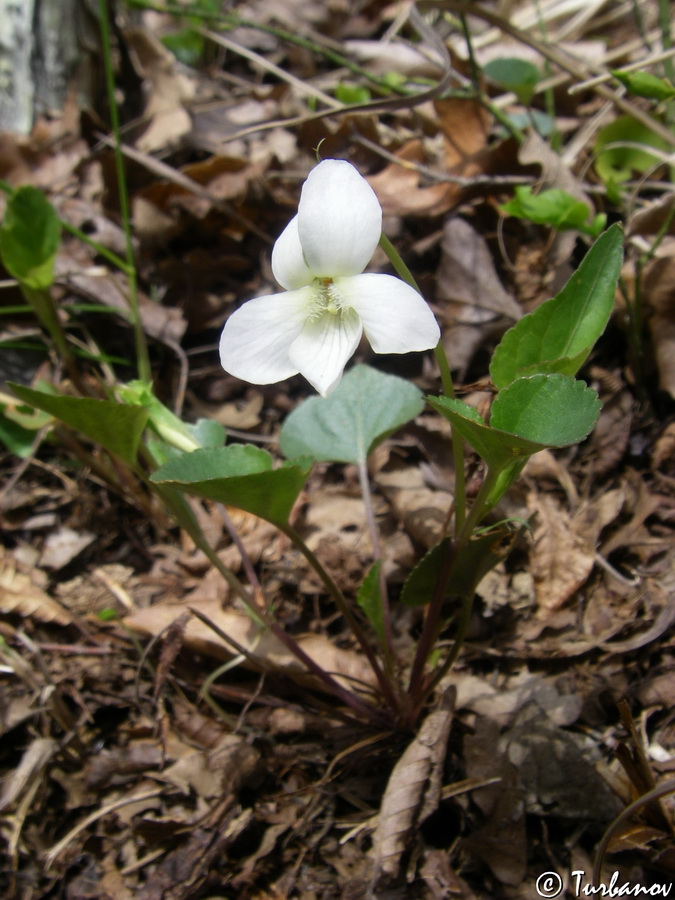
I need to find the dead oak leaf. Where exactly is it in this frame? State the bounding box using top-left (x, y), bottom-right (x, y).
top-left (436, 216), bottom-right (522, 377)
top-left (0, 547), bottom-right (73, 626)
top-left (372, 693), bottom-right (454, 879)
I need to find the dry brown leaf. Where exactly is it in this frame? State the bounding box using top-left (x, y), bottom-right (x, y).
top-left (528, 493), bottom-right (596, 612)
top-left (586, 379), bottom-right (634, 477)
top-left (0, 547), bottom-right (73, 626)
top-left (627, 193), bottom-right (675, 238)
top-left (434, 97), bottom-right (492, 173)
top-left (0, 737), bottom-right (57, 811)
top-left (528, 488), bottom-right (626, 613)
top-left (367, 140), bottom-right (452, 218)
top-left (162, 734), bottom-right (261, 799)
top-left (123, 600), bottom-right (377, 692)
top-left (59, 258), bottom-right (187, 346)
top-left (377, 464), bottom-right (450, 550)
top-left (463, 717), bottom-right (526, 887)
top-left (84, 742), bottom-right (165, 790)
top-left (125, 27), bottom-right (195, 153)
top-left (652, 421), bottom-right (675, 475)
top-left (186, 392), bottom-right (263, 430)
top-left (502, 703), bottom-right (622, 821)
top-left (39, 525), bottom-right (95, 570)
top-left (436, 216), bottom-right (522, 376)
top-left (368, 99), bottom-right (491, 218)
top-left (455, 671), bottom-right (582, 728)
top-left (599, 477), bottom-right (661, 558)
top-left (372, 693), bottom-right (454, 878)
top-left (642, 252), bottom-right (675, 398)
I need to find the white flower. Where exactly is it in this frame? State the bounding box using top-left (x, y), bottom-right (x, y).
top-left (219, 159), bottom-right (440, 396)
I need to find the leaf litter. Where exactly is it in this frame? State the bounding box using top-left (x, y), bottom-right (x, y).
top-left (0, 1), bottom-right (674, 898)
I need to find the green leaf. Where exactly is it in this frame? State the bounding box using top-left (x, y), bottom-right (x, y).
top-left (428, 378), bottom-right (599, 509)
top-left (188, 418), bottom-right (226, 449)
top-left (8, 383), bottom-right (149, 465)
top-left (118, 380), bottom-right (203, 453)
top-left (356, 562), bottom-right (385, 642)
top-left (490, 374), bottom-right (601, 446)
top-left (501, 186), bottom-right (593, 233)
top-left (427, 395), bottom-right (546, 471)
top-left (0, 187), bottom-right (61, 289)
top-left (505, 109), bottom-right (555, 138)
top-left (490, 224), bottom-right (623, 389)
top-left (400, 527), bottom-right (514, 606)
top-left (610, 69), bottom-right (675, 101)
top-left (0, 406), bottom-right (37, 457)
top-left (162, 28), bottom-right (205, 66)
top-left (335, 82), bottom-right (371, 104)
top-left (150, 446), bottom-right (312, 527)
top-left (594, 116), bottom-right (669, 185)
top-left (279, 364), bottom-right (424, 465)
top-left (483, 57), bottom-right (540, 104)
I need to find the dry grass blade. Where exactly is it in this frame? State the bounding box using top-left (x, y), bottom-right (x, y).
top-left (43, 788), bottom-right (169, 870)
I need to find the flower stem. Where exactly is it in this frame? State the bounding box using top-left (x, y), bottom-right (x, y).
top-left (357, 458), bottom-right (395, 674)
top-left (407, 465), bottom-right (501, 705)
top-left (378, 232), bottom-right (466, 532)
top-left (280, 523), bottom-right (401, 715)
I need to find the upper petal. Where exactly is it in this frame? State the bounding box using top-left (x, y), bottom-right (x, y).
top-left (288, 308), bottom-right (363, 396)
top-left (338, 273), bottom-right (440, 353)
top-left (219, 288), bottom-right (312, 385)
top-left (297, 159), bottom-right (382, 278)
top-left (271, 215), bottom-right (314, 290)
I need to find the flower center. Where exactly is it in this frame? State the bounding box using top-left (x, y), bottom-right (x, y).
top-left (308, 278), bottom-right (344, 319)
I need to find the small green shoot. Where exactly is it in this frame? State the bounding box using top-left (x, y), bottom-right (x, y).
top-left (501, 186), bottom-right (606, 238)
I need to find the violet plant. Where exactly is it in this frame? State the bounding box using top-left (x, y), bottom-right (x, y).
top-left (2, 159), bottom-right (624, 729)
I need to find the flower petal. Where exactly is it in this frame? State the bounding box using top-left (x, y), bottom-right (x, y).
top-left (289, 308), bottom-right (362, 396)
top-left (297, 160), bottom-right (382, 278)
top-left (219, 289), bottom-right (312, 385)
top-left (271, 215), bottom-right (313, 290)
top-left (339, 273), bottom-right (440, 353)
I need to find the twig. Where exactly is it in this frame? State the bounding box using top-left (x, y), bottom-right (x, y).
top-left (422, 1), bottom-right (675, 149)
top-left (199, 28), bottom-right (342, 110)
top-left (352, 132), bottom-right (531, 186)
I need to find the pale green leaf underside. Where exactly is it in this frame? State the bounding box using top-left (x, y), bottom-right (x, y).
top-left (280, 364), bottom-right (424, 465)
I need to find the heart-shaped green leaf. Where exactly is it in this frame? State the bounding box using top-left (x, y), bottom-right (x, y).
top-left (279, 364), bottom-right (424, 465)
top-left (9, 383), bottom-right (149, 465)
top-left (427, 396), bottom-right (545, 470)
top-left (490, 374), bottom-right (601, 446)
top-left (428, 376), bottom-right (600, 510)
top-left (0, 187), bottom-right (61, 289)
top-left (150, 446), bottom-right (311, 527)
top-left (490, 224), bottom-right (623, 388)
top-left (483, 57), bottom-right (540, 104)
